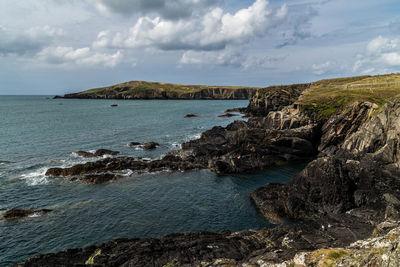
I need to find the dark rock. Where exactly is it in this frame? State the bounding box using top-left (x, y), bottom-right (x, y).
top-left (142, 142), bottom-right (160, 150)
top-left (46, 156), bottom-right (204, 184)
top-left (70, 173), bottom-right (122, 184)
top-left (217, 113), bottom-right (239, 117)
top-left (225, 107), bottom-right (247, 113)
top-left (74, 149), bottom-right (119, 158)
top-left (128, 142), bottom-right (141, 147)
top-left (184, 114), bottom-right (198, 118)
top-left (94, 149), bottom-right (119, 157)
top-left (2, 209), bottom-right (52, 220)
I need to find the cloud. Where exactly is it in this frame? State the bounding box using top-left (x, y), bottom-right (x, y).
top-left (0, 25), bottom-right (63, 56)
top-left (93, 0), bottom-right (288, 52)
top-left (180, 48), bottom-right (286, 69)
top-left (312, 61), bottom-right (337, 75)
top-left (180, 49), bottom-right (243, 67)
top-left (276, 5), bottom-right (316, 48)
top-left (90, 0), bottom-right (220, 20)
top-left (36, 46), bottom-right (123, 68)
top-left (354, 36), bottom-right (400, 73)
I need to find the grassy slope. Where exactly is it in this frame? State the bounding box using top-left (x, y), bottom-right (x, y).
top-left (297, 73), bottom-right (400, 119)
top-left (76, 81), bottom-right (259, 95)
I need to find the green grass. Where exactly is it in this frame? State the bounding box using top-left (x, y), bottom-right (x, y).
top-left (77, 81), bottom-right (259, 96)
top-left (298, 73), bottom-right (400, 120)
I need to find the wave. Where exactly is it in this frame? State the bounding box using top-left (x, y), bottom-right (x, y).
top-left (169, 142), bottom-right (182, 149)
top-left (185, 133), bottom-right (202, 142)
top-left (17, 167), bottom-right (49, 186)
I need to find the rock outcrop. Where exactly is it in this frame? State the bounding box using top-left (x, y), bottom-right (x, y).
top-left (45, 156), bottom-right (203, 184)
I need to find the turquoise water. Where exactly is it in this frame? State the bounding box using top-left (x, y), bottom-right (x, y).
top-left (0, 96), bottom-right (306, 266)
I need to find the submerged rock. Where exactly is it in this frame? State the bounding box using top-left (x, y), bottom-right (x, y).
top-left (217, 113), bottom-right (239, 117)
top-left (75, 149), bottom-right (119, 158)
top-left (2, 209), bottom-right (52, 220)
top-left (184, 114), bottom-right (198, 118)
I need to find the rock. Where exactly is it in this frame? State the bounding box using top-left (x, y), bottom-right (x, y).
top-left (74, 149), bottom-right (119, 158)
top-left (128, 142), bottom-right (141, 147)
top-left (74, 151), bottom-right (94, 158)
top-left (2, 209), bottom-right (52, 220)
top-left (184, 114), bottom-right (198, 118)
top-left (70, 173), bottom-right (122, 184)
top-left (225, 107), bottom-right (247, 113)
top-left (45, 156), bottom-right (204, 184)
top-left (218, 113), bottom-right (239, 118)
top-left (247, 83), bottom-right (310, 116)
top-left (142, 142), bottom-right (160, 150)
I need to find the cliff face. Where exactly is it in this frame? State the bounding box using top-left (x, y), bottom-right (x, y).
top-left (57, 81), bottom-right (259, 100)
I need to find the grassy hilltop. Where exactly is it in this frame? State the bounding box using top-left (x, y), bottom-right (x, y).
top-left (297, 73), bottom-right (400, 119)
top-left (61, 81), bottom-right (260, 100)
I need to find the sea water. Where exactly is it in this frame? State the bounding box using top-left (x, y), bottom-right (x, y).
top-left (0, 96), bottom-right (307, 266)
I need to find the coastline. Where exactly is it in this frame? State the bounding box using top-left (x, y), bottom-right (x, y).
top-left (15, 74), bottom-right (400, 266)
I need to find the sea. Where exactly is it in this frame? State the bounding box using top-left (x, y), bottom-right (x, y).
top-left (0, 96), bottom-right (307, 266)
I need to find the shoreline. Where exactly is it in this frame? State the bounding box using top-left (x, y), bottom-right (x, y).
top-left (16, 74), bottom-right (400, 266)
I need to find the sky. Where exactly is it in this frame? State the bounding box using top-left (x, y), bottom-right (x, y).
top-left (1, 0), bottom-right (400, 95)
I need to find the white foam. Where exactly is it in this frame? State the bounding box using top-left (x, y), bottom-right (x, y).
top-left (170, 143), bottom-right (182, 149)
top-left (19, 167), bottom-right (49, 186)
top-left (120, 169), bottom-right (134, 176)
top-left (186, 133), bottom-right (201, 141)
top-left (28, 213), bottom-right (41, 218)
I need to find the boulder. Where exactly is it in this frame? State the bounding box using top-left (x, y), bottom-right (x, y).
top-left (128, 142), bottom-right (141, 147)
top-left (142, 142), bottom-right (160, 150)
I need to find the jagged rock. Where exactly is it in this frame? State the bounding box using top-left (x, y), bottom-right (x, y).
top-left (46, 156), bottom-right (204, 184)
top-left (2, 209), bottom-right (52, 220)
top-left (318, 101), bottom-right (378, 152)
top-left (250, 100), bottom-right (400, 225)
top-left (247, 84), bottom-right (310, 116)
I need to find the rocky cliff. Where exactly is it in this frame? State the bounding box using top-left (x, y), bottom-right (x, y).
top-left (20, 73), bottom-right (400, 266)
top-left (55, 81), bottom-right (259, 100)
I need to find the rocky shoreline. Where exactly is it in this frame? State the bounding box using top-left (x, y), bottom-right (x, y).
top-left (17, 75), bottom-right (400, 266)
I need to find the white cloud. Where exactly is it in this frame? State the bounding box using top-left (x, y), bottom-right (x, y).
top-left (354, 36), bottom-right (400, 73)
top-left (93, 0), bottom-right (287, 52)
top-left (312, 61), bottom-right (336, 75)
top-left (36, 46), bottom-right (123, 68)
top-left (180, 48), bottom-right (286, 70)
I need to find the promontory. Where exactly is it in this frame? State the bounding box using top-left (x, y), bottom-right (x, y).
top-left (54, 81), bottom-right (260, 100)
